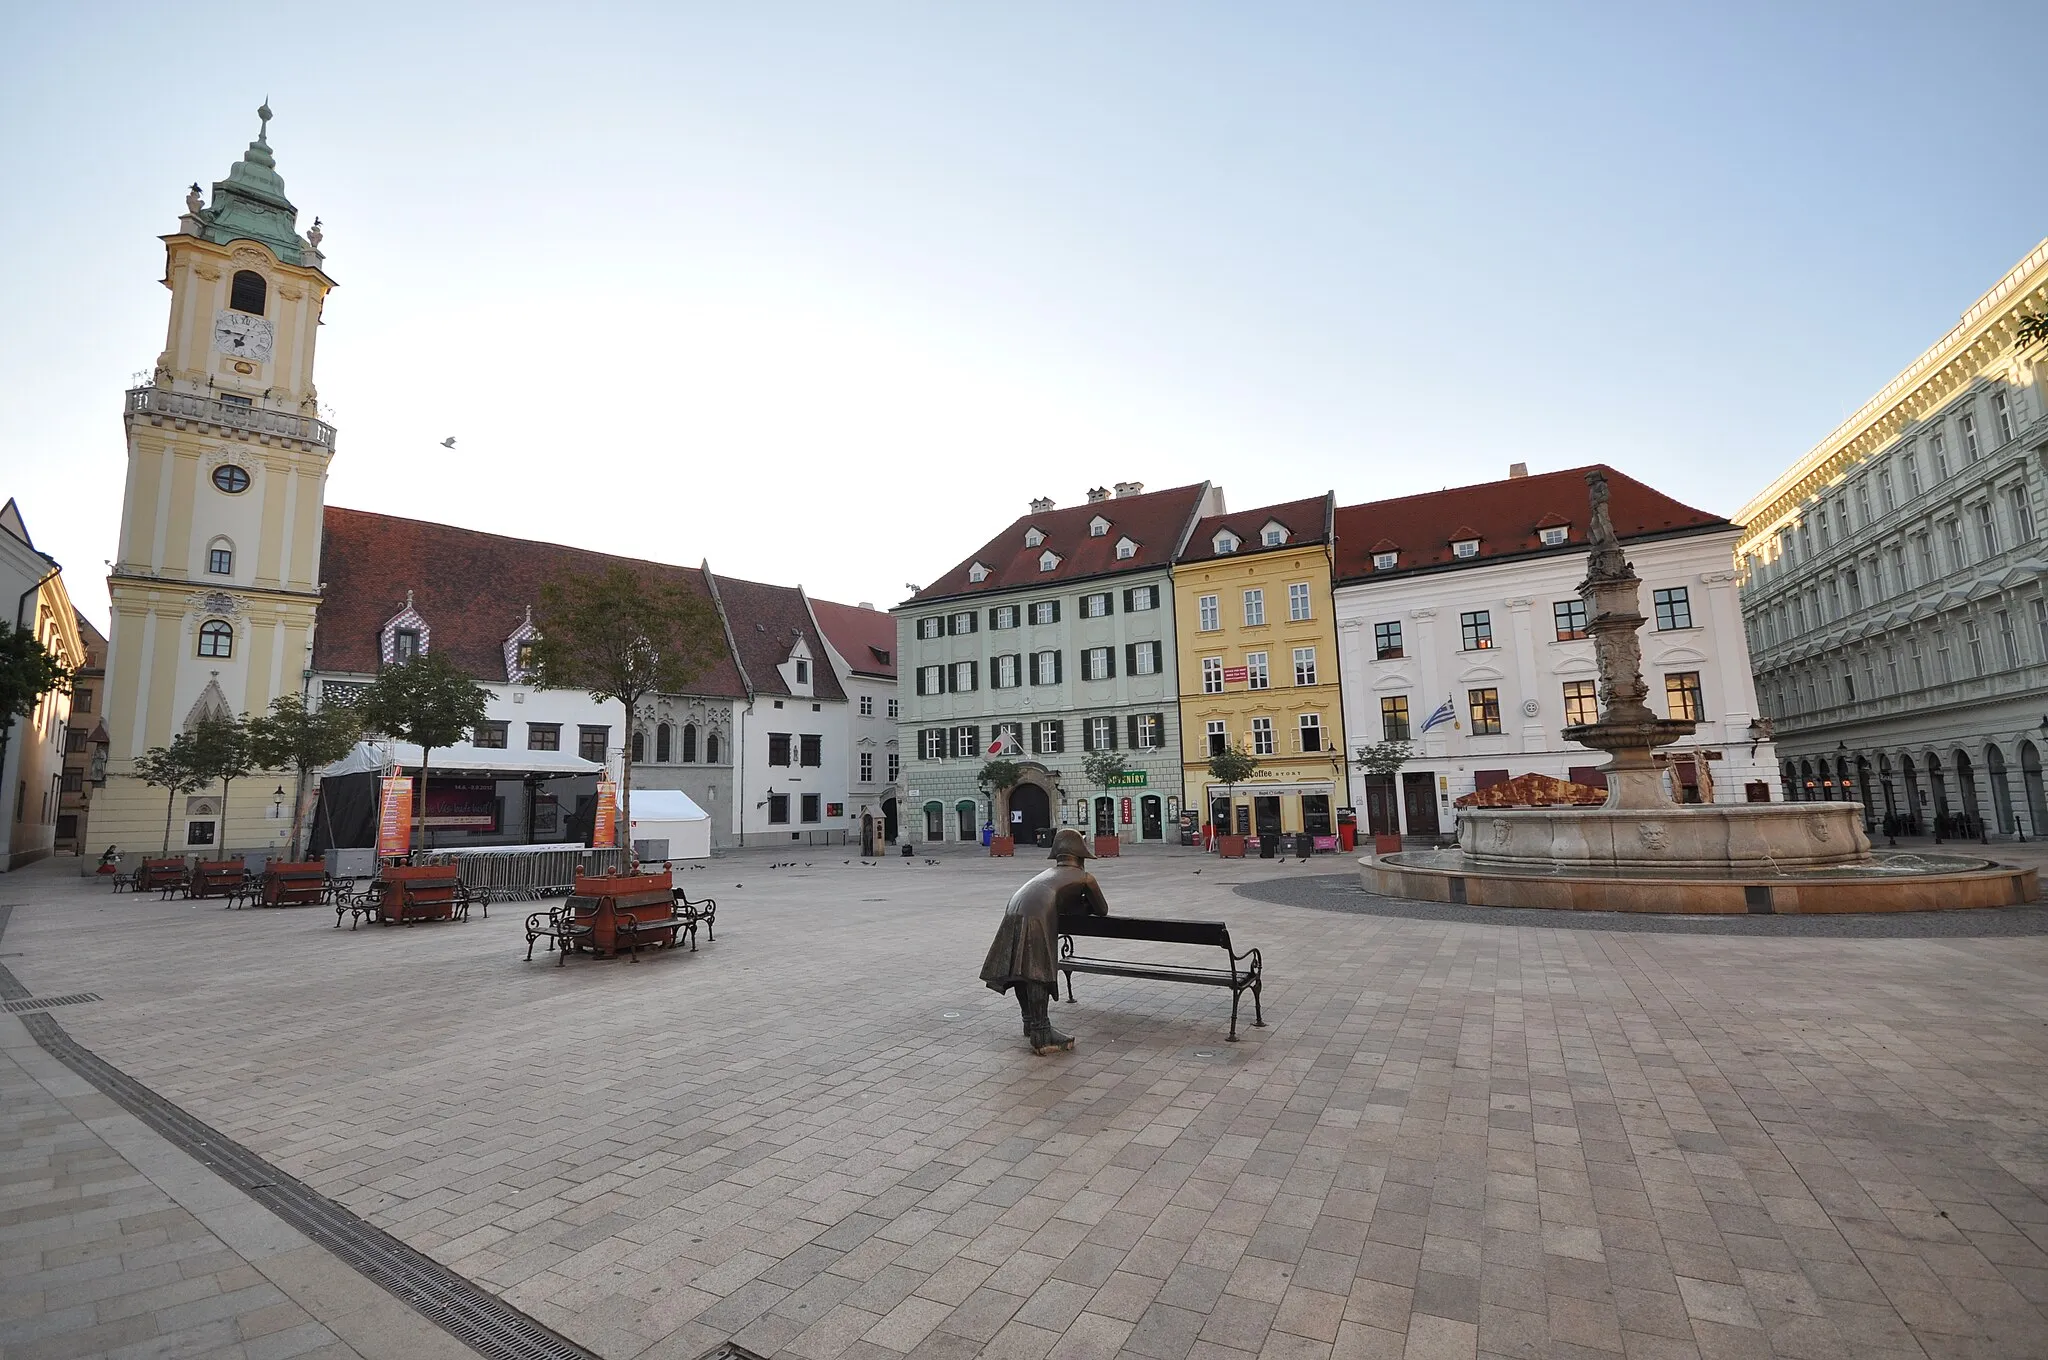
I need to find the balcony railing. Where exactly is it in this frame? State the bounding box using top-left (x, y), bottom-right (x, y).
top-left (126, 386), bottom-right (335, 449)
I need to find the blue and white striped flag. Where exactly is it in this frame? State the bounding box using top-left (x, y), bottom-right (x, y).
top-left (1418, 696), bottom-right (1457, 734)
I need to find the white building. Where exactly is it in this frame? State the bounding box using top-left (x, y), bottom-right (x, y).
top-left (1333, 465), bottom-right (1776, 837)
top-left (810, 599), bottom-right (902, 843)
top-left (0, 501), bottom-right (86, 869)
top-left (1735, 239), bottom-right (2048, 836)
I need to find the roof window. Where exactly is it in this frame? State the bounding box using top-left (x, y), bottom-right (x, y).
top-left (1089, 515), bottom-right (1110, 537)
top-left (1539, 525), bottom-right (1568, 546)
top-left (967, 561), bottom-right (989, 582)
top-left (1023, 527), bottom-right (1045, 548)
top-left (1261, 521), bottom-right (1289, 546)
top-left (1115, 537), bottom-right (1138, 560)
top-left (1451, 538), bottom-right (1480, 559)
top-left (1213, 531), bottom-right (1239, 554)
top-left (1039, 550), bottom-right (1061, 572)
top-left (1373, 551), bottom-right (1398, 570)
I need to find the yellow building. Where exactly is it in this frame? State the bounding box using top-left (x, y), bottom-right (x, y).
top-left (1172, 494), bottom-right (1350, 844)
top-left (96, 106), bottom-right (337, 855)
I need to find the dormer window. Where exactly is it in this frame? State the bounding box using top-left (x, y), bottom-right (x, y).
top-left (1039, 550), bottom-right (1061, 572)
top-left (1115, 537), bottom-right (1138, 560)
top-left (1213, 531), bottom-right (1239, 554)
top-left (1089, 516), bottom-right (1110, 537)
top-left (967, 561), bottom-right (990, 582)
top-left (393, 629), bottom-right (421, 663)
top-left (1373, 551), bottom-right (1398, 570)
top-left (1261, 522), bottom-right (1289, 546)
top-left (1452, 539), bottom-right (1480, 559)
top-left (1539, 525), bottom-right (1568, 546)
top-left (795, 659), bottom-right (809, 683)
top-left (1024, 527), bottom-right (1045, 548)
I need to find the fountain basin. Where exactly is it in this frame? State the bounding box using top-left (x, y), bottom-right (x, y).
top-left (1457, 801), bottom-right (1871, 871)
top-left (1365, 846), bottom-right (2037, 914)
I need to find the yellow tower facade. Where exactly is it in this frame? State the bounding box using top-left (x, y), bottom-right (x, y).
top-left (97, 106), bottom-right (338, 855)
top-left (1171, 494), bottom-right (1351, 846)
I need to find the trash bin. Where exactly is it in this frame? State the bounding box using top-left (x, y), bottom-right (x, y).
top-left (1338, 822), bottom-right (1356, 851)
top-left (980, 824), bottom-right (993, 847)
top-left (1034, 827), bottom-right (1053, 848)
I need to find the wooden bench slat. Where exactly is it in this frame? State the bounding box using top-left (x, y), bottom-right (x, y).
top-left (1057, 912), bottom-right (1264, 1041)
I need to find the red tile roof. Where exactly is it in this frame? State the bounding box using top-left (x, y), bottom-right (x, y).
top-left (1333, 465), bottom-right (1727, 582)
top-left (708, 574), bottom-right (847, 702)
top-left (909, 483), bottom-right (1213, 605)
top-left (810, 599), bottom-right (897, 679)
top-left (1179, 494), bottom-right (1333, 565)
top-left (314, 507), bottom-right (748, 696)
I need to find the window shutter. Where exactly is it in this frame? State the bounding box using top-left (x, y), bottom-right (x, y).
top-left (1106, 716), bottom-right (1118, 749)
top-left (967, 660), bottom-right (979, 691)
top-left (1082, 720), bottom-right (1095, 752)
top-left (1031, 722), bottom-right (1042, 755)
top-left (937, 666), bottom-right (948, 694)
top-left (1051, 600), bottom-right (1061, 623)
top-left (1053, 651), bottom-right (1064, 683)
top-left (1122, 588), bottom-right (1135, 612)
top-left (915, 668), bottom-right (926, 697)
top-left (1051, 720), bottom-right (1064, 753)
top-left (1127, 714), bottom-right (1139, 748)
top-left (1102, 593), bottom-right (1115, 615)
top-left (918, 729), bottom-right (931, 760)
top-left (1124, 643), bottom-right (1137, 675)
top-left (966, 725), bottom-right (980, 757)
top-left (1028, 652), bottom-right (1040, 686)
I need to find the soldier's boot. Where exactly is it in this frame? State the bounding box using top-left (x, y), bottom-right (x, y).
top-left (1016, 986), bottom-right (1034, 1037)
top-left (1025, 986), bottom-right (1074, 1055)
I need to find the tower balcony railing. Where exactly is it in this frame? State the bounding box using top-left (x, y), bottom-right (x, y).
top-left (126, 386), bottom-right (335, 449)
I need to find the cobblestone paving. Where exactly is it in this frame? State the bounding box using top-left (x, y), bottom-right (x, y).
top-left (3, 848), bottom-right (2047, 1359)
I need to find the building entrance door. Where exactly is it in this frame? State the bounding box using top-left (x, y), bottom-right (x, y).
top-left (1009, 784), bottom-right (1050, 847)
top-left (1362, 776), bottom-right (1398, 835)
top-left (1301, 794), bottom-right (1332, 837)
top-left (1254, 797), bottom-right (1282, 856)
top-left (1401, 772), bottom-right (1440, 836)
top-left (881, 797), bottom-right (898, 843)
top-left (1140, 795), bottom-right (1162, 840)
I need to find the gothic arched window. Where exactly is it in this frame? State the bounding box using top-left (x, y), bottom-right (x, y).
top-left (706, 733), bottom-right (721, 765)
top-left (682, 724), bottom-right (697, 762)
top-left (656, 724), bottom-right (671, 762)
top-left (631, 730), bottom-right (645, 763)
top-left (230, 270), bottom-right (267, 316)
top-left (197, 620), bottom-right (233, 658)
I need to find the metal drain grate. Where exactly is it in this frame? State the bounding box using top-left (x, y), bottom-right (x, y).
top-left (15, 1007), bottom-right (602, 1360)
top-left (697, 1346), bottom-right (770, 1360)
top-left (3, 992), bottom-right (101, 1013)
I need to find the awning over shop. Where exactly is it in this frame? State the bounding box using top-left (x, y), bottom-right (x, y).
top-left (321, 741), bottom-right (604, 779)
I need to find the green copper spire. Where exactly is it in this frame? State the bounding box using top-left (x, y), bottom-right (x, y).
top-left (192, 102), bottom-right (318, 266)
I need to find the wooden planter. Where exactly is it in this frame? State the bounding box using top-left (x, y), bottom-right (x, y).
top-left (571, 870), bottom-right (676, 955)
top-left (380, 864), bottom-right (461, 923)
top-left (1373, 833), bottom-right (1404, 855)
top-left (988, 836), bottom-right (1015, 857)
top-left (1215, 835), bottom-right (1247, 859)
top-left (1092, 835), bottom-right (1121, 857)
top-left (263, 860), bottom-right (328, 907)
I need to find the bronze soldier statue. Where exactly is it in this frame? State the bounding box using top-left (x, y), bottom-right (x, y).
top-left (981, 827), bottom-right (1108, 1053)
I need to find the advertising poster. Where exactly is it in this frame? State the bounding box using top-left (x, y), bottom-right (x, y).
top-left (377, 776), bottom-right (413, 858)
top-left (593, 780), bottom-right (618, 848)
top-left (423, 779), bottom-right (499, 830)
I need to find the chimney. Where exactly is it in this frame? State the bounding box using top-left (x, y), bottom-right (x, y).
top-left (1086, 486), bottom-right (1111, 503)
top-left (1029, 496), bottom-right (1054, 513)
top-left (1113, 481), bottom-right (1145, 498)
top-left (856, 601), bottom-right (874, 610)
top-left (1508, 462), bottom-right (1529, 479)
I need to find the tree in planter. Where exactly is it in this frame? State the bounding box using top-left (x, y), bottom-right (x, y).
top-left (977, 759), bottom-right (1022, 838)
top-left (527, 565), bottom-right (728, 861)
top-left (247, 693), bottom-right (363, 858)
top-left (1351, 739), bottom-right (1411, 843)
top-left (134, 733), bottom-right (206, 854)
top-left (187, 714), bottom-right (253, 856)
top-left (0, 620), bottom-right (71, 787)
top-left (1081, 750), bottom-right (1128, 841)
top-left (1206, 742), bottom-right (1260, 839)
top-left (357, 651), bottom-right (491, 855)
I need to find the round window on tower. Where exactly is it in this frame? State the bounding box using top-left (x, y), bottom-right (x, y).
top-left (212, 465), bottom-right (251, 494)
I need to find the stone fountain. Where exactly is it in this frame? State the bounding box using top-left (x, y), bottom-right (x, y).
top-left (1366, 472), bottom-right (2034, 913)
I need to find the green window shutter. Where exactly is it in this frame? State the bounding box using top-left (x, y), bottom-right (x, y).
top-left (1051, 720), bottom-right (1064, 753)
top-left (1028, 652), bottom-right (1040, 686)
top-left (1106, 716), bottom-right (1118, 749)
top-left (1124, 642), bottom-right (1137, 674)
top-left (1030, 722), bottom-right (1042, 755)
top-left (1053, 651), bottom-right (1064, 683)
top-left (1105, 648), bottom-right (1116, 679)
top-left (1127, 714), bottom-right (1139, 747)
top-left (1082, 720), bottom-right (1095, 752)
top-left (1051, 600), bottom-right (1062, 623)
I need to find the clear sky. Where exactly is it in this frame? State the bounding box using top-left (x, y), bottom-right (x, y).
top-left (4, 2), bottom-right (2043, 629)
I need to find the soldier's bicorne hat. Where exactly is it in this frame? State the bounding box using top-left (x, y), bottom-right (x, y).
top-left (1047, 827), bottom-right (1093, 861)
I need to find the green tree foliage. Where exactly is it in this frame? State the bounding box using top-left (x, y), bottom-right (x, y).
top-left (2016, 312), bottom-right (2048, 351)
top-left (1206, 743), bottom-right (1260, 835)
top-left (1081, 751), bottom-right (1129, 837)
top-left (357, 651), bottom-right (491, 853)
top-left (1352, 740), bottom-right (1411, 778)
top-left (247, 694), bottom-right (363, 857)
top-left (0, 620), bottom-right (71, 724)
top-left (978, 758), bottom-right (1023, 837)
top-left (134, 733), bottom-right (206, 854)
top-left (527, 565), bottom-right (728, 856)
top-left (187, 714), bottom-right (253, 854)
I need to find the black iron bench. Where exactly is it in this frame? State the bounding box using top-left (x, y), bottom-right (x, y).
top-left (525, 898), bottom-right (595, 964)
top-left (672, 888), bottom-right (717, 943)
top-left (1057, 912), bottom-right (1264, 1041)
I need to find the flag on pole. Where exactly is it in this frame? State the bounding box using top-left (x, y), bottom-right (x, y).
top-left (986, 729), bottom-right (1020, 757)
top-left (1418, 696), bottom-right (1458, 734)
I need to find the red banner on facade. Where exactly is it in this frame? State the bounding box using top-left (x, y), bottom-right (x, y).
top-left (376, 776), bottom-right (413, 859)
top-left (593, 780), bottom-right (618, 848)
top-left (1222, 666), bottom-right (1249, 684)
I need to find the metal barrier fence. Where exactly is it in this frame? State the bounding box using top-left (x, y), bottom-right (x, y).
top-left (409, 844), bottom-right (629, 899)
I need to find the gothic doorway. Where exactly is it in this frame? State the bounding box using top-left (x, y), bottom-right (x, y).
top-left (1010, 783), bottom-right (1050, 847)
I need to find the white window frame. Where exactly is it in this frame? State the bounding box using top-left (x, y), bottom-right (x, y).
top-left (1298, 713), bottom-right (1323, 752)
top-left (1243, 589), bottom-right (1265, 627)
top-left (1287, 582), bottom-right (1311, 621)
top-left (1245, 652), bottom-right (1268, 690)
top-left (1202, 657), bottom-right (1223, 694)
top-left (1293, 647), bottom-right (1317, 686)
top-left (1250, 716), bottom-right (1274, 755)
top-left (1198, 594), bottom-right (1219, 631)
top-left (1373, 551), bottom-right (1397, 570)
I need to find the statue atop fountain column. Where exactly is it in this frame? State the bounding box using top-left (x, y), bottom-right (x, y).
top-left (1562, 469), bottom-right (1695, 808)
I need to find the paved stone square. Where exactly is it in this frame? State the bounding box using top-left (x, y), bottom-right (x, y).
top-left (3, 849), bottom-right (2047, 1360)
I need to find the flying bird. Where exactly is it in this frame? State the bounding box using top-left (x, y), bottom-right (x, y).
top-left (440, 437), bottom-right (457, 449)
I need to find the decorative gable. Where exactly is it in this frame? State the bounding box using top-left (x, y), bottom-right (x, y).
top-left (183, 672), bottom-right (232, 732)
top-left (379, 591), bottom-right (430, 665)
top-left (503, 606), bottom-right (538, 682)
top-left (1449, 526), bottom-right (1481, 559)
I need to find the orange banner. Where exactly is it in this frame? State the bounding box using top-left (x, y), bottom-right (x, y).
top-left (593, 780), bottom-right (618, 849)
top-left (377, 776), bottom-right (414, 859)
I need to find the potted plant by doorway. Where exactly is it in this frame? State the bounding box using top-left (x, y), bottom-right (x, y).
top-left (1082, 751), bottom-right (1127, 857)
top-left (978, 758), bottom-right (1021, 856)
top-left (1207, 742), bottom-right (1259, 858)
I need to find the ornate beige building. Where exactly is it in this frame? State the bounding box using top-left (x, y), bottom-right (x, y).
top-left (96, 107), bottom-right (335, 854)
top-left (1736, 239), bottom-right (2048, 837)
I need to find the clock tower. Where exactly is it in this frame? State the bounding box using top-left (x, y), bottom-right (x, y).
top-left (98, 106), bottom-right (338, 854)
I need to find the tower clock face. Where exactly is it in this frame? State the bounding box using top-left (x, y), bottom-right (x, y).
top-left (213, 310), bottom-right (274, 362)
